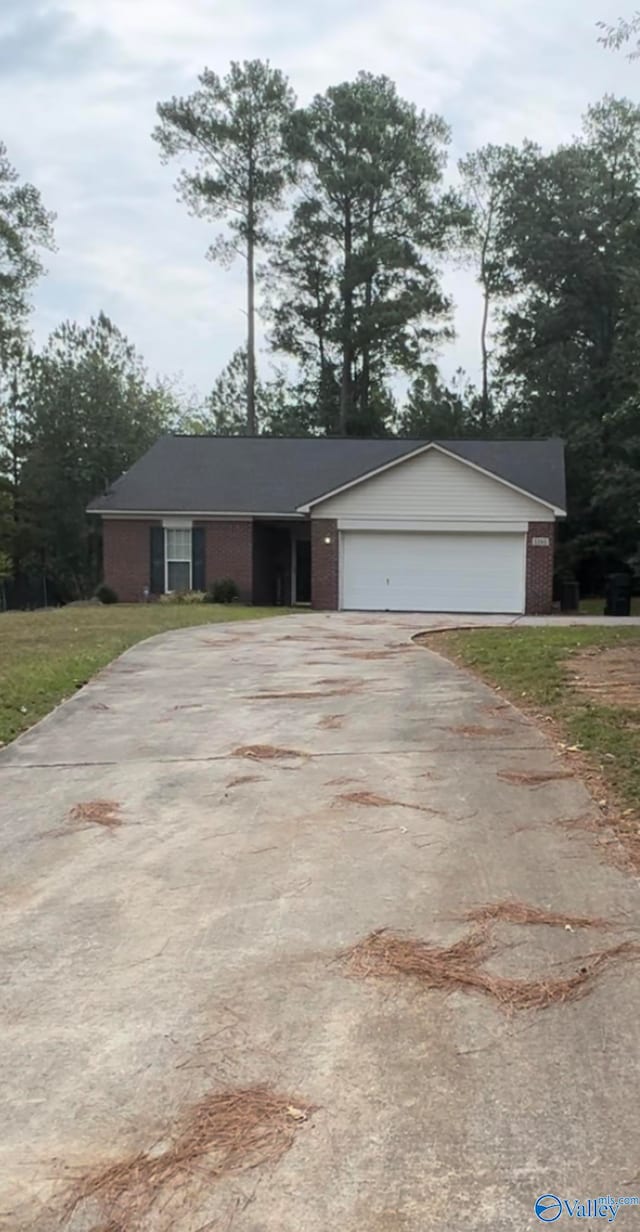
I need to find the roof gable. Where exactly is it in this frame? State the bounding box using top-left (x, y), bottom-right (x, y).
top-left (297, 442), bottom-right (565, 515)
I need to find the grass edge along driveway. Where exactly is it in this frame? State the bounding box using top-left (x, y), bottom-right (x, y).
top-left (0, 604), bottom-right (291, 746)
top-left (431, 624), bottom-right (640, 839)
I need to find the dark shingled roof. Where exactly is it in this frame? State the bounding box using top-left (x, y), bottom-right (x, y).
top-left (88, 435), bottom-right (566, 515)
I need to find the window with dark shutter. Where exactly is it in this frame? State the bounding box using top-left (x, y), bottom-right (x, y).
top-left (192, 527), bottom-right (205, 591)
top-left (150, 526), bottom-right (165, 594)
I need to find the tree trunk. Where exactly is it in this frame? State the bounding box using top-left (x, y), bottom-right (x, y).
top-left (11, 413), bottom-right (20, 581)
top-left (361, 201), bottom-right (375, 429)
top-left (479, 202), bottom-right (494, 433)
top-left (246, 225), bottom-right (256, 436)
top-left (480, 283), bottom-right (490, 431)
top-left (339, 202), bottom-right (353, 436)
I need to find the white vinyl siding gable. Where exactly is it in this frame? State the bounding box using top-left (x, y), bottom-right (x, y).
top-left (312, 448), bottom-right (554, 523)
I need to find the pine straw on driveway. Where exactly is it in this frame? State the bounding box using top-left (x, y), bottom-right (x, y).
top-left (341, 926), bottom-right (640, 1013)
top-left (231, 745), bottom-right (308, 761)
top-left (244, 686), bottom-right (361, 700)
top-left (444, 724), bottom-right (513, 738)
top-left (497, 770), bottom-right (575, 787)
top-left (62, 1086), bottom-right (314, 1231)
top-left (68, 801), bottom-right (123, 830)
top-left (333, 791), bottom-right (435, 814)
top-left (460, 899), bottom-right (615, 931)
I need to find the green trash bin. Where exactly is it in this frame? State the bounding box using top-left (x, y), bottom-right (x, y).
top-left (604, 573), bottom-right (632, 617)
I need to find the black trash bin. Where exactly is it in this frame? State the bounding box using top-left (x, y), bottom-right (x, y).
top-left (560, 580), bottom-right (580, 613)
top-left (604, 572), bottom-right (632, 617)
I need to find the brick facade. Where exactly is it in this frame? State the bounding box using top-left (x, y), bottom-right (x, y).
top-left (311, 519), bottom-right (339, 610)
top-left (103, 518), bottom-right (159, 603)
top-left (202, 519), bottom-right (253, 603)
top-left (525, 521), bottom-right (555, 615)
top-left (102, 517), bottom-right (254, 603)
top-left (103, 515), bottom-right (557, 613)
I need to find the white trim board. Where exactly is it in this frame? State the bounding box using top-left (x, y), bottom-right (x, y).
top-left (92, 511), bottom-right (302, 520)
top-left (163, 517), bottom-right (193, 529)
top-left (335, 518), bottom-right (530, 533)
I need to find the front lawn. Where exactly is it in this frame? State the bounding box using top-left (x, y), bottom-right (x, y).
top-left (0, 604), bottom-right (291, 746)
top-left (433, 625), bottom-right (640, 818)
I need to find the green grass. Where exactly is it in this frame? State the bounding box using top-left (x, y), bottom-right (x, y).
top-left (438, 625), bottom-right (640, 812)
top-left (0, 603), bottom-right (292, 746)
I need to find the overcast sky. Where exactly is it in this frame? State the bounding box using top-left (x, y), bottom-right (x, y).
top-left (1, 0), bottom-right (638, 401)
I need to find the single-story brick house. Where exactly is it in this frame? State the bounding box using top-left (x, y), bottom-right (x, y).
top-left (88, 435), bottom-right (566, 614)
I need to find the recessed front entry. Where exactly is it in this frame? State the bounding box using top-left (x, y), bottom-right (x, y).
top-left (340, 530), bottom-right (526, 613)
top-left (294, 538), bottom-right (311, 604)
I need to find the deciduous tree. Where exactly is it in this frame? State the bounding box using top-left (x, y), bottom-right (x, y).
top-left (0, 143), bottom-right (54, 356)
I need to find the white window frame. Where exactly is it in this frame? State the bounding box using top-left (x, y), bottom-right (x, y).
top-left (163, 520), bottom-right (193, 593)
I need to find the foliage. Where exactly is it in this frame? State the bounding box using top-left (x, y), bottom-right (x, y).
top-left (0, 341), bottom-right (35, 581)
top-left (267, 72), bottom-right (464, 436)
top-left (0, 605), bottom-right (287, 745)
top-left (598, 13), bottom-right (640, 58)
top-left (397, 367), bottom-right (483, 438)
top-left (95, 583), bottom-right (118, 604)
top-left (206, 577), bottom-right (240, 604)
top-left (154, 60), bottom-right (296, 433)
top-left (185, 348), bottom-right (316, 437)
top-left (490, 97), bottom-right (640, 589)
top-left (11, 314), bottom-right (178, 600)
top-left (0, 144), bottom-right (54, 355)
top-left (158, 590), bottom-right (205, 604)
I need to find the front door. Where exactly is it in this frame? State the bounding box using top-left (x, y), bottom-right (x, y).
top-left (294, 539), bottom-right (311, 604)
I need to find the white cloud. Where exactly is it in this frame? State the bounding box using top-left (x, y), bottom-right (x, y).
top-left (2, 0), bottom-right (639, 398)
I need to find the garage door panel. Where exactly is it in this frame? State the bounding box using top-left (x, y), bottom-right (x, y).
top-left (341, 531), bottom-right (525, 614)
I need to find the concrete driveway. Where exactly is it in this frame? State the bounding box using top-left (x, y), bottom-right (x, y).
top-left (1, 612), bottom-right (639, 1231)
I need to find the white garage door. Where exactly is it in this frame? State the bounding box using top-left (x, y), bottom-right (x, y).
top-left (341, 531), bottom-right (525, 613)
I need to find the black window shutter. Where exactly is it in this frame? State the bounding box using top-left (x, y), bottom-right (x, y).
top-left (192, 527), bottom-right (205, 591)
top-left (150, 526), bottom-right (165, 594)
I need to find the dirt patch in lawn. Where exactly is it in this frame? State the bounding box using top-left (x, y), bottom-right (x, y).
top-left (63, 1085), bottom-right (314, 1231)
top-left (567, 645), bottom-right (640, 707)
